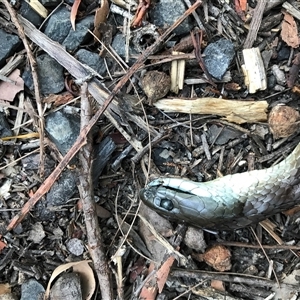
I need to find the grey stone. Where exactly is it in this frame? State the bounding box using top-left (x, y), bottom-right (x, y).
top-left (46, 171), bottom-right (77, 206)
top-left (0, 29), bottom-right (20, 68)
top-left (22, 53), bottom-right (64, 95)
top-left (50, 273), bottom-right (82, 300)
top-left (203, 38), bottom-right (235, 80)
top-left (111, 33), bottom-right (138, 65)
top-left (40, 0), bottom-right (61, 7)
top-left (19, 1), bottom-right (43, 27)
top-left (44, 6), bottom-right (72, 43)
top-left (44, 7), bottom-right (93, 52)
top-left (267, 74), bottom-right (277, 89)
top-left (22, 154), bottom-right (55, 176)
top-left (149, 0), bottom-right (192, 36)
top-left (63, 15), bottom-right (94, 52)
top-left (277, 45), bottom-right (290, 61)
top-left (75, 49), bottom-right (108, 76)
top-left (45, 109), bottom-right (80, 155)
top-left (28, 223), bottom-right (46, 244)
top-left (36, 170), bottom-right (77, 221)
top-left (0, 112), bottom-right (12, 137)
top-left (208, 124), bottom-right (241, 145)
top-left (66, 238), bottom-right (85, 256)
top-left (20, 279), bottom-right (45, 300)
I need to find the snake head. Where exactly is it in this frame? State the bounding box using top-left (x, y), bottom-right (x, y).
top-left (139, 177), bottom-right (246, 229)
top-left (140, 178), bottom-right (217, 227)
top-left (140, 184), bottom-right (181, 215)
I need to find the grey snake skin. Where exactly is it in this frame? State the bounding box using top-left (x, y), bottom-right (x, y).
top-left (140, 143), bottom-right (300, 230)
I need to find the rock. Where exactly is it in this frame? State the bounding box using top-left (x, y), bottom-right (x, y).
top-left (20, 279), bottom-right (45, 300)
top-left (22, 53), bottom-right (64, 95)
top-left (0, 29), bottom-right (20, 68)
top-left (44, 6), bottom-right (72, 43)
top-left (62, 15), bottom-right (94, 52)
top-left (208, 124), bottom-right (241, 145)
top-left (66, 238), bottom-right (85, 256)
top-left (28, 223), bottom-right (46, 244)
top-left (40, 0), bottom-right (61, 7)
top-left (141, 70), bottom-right (171, 104)
top-left (75, 49), bottom-right (108, 76)
top-left (111, 33), bottom-right (138, 65)
top-left (184, 227), bottom-right (207, 252)
top-left (149, 0), bottom-right (192, 36)
top-left (203, 38), bottom-right (235, 80)
top-left (46, 171), bottom-right (77, 207)
top-left (45, 109), bottom-right (80, 155)
top-left (19, 1), bottom-right (43, 27)
top-left (36, 170), bottom-right (77, 221)
top-left (277, 45), bottom-right (290, 61)
top-left (50, 273), bottom-right (82, 300)
top-left (268, 105), bottom-right (299, 139)
top-left (22, 154), bottom-right (55, 177)
top-left (44, 7), bottom-right (93, 52)
top-left (0, 112), bottom-right (12, 137)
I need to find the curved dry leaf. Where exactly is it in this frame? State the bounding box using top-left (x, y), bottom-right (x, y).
top-left (44, 260), bottom-right (95, 300)
top-left (70, 0), bottom-right (81, 30)
top-left (73, 261), bottom-right (96, 300)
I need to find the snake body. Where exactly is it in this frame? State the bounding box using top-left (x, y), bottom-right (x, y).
top-left (140, 143), bottom-right (300, 230)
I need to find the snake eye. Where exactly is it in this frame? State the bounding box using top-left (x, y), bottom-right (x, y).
top-left (160, 198), bottom-right (174, 211)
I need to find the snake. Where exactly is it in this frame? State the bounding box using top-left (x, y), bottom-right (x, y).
top-left (140, 143), bottom-right (300, 230)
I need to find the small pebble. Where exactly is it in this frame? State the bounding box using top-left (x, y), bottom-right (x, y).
top-left (66, 238), bottom-right (85, 256)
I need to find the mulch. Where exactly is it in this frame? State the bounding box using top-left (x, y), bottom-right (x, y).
top-left (1, 0), bottom-right (300, 299)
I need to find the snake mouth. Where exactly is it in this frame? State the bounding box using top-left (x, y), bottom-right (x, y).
top-left (139, 187), bottom-right (156, 205)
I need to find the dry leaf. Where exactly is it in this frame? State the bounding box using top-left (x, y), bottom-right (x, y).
top-left (44, 260), bottom-right (95, 300)
top-left (234, 0), bottom-right (247, 20)
top-left (283, 206), bottom-right (300, 216)
top-left (156, 256), bottom-right (176, 293)
top-left (281, 11), bottom-right (300, 48)
top-left (0, 69), bottom-right (24, 102)
top-left (211, 280), bottom-right (225, 292)
top-left (0, 283), bottom-right (11, 295)
top-left (139, 262), bottom-right (157, 300)
top-left (43, 92), bottom-right (74, 107)
top-left (70, 0), bottom-right (81, 30)
top-left (93, 0), bottom-right (109, 40)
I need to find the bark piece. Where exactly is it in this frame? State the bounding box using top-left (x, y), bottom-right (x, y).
top-left (242, 48), bottom-right (267, 94)
top-left (154, 97), bottom-right (268, 124)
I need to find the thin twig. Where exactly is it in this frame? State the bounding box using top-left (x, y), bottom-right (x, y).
top-left (77, 83), bottom-right (113, 300)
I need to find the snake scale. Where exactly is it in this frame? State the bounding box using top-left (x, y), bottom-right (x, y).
top-left (140, 143), bottom-right (300, 230)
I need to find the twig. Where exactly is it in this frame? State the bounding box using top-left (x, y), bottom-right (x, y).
top-left (191, 29), bottom-right (216, 87)
top-left (171, 269), bottom-right (297, 289)
top-left (77, 83), bottom-right (113, 300)
top-left (243, 1), bottom-right (267, 49)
